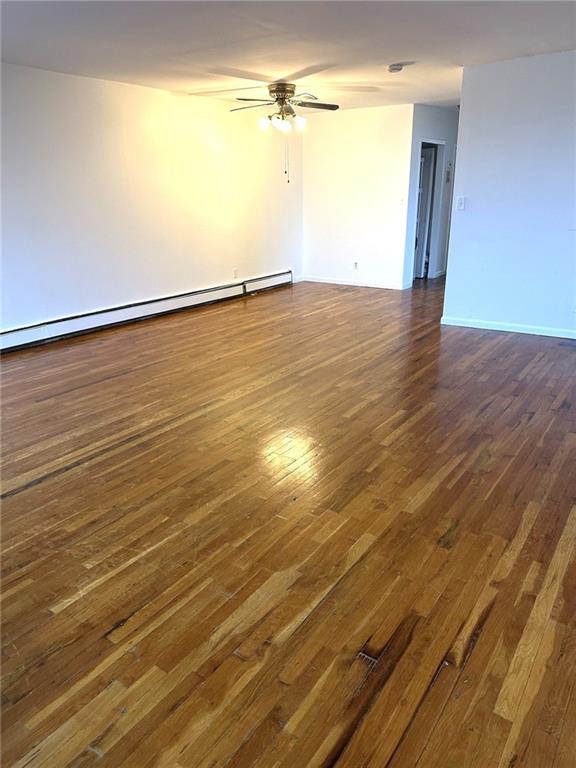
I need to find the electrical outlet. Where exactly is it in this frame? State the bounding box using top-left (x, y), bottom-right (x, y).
top-left (354, 262), bottom-right (359, 270)
top-left (233, 268), bottom-right (239, 279)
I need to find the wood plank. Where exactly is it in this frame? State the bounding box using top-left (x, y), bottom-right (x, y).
top-left (2, 279), bottom-right (575, 768)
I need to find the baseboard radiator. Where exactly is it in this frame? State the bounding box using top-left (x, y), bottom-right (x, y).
top-left (1, 270), bottom-right (293, 351)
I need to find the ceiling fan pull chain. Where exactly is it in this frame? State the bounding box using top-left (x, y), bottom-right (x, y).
top-left (284, 139), bottom-right (290, 184)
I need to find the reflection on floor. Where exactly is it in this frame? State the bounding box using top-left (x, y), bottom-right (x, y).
top-left (2, 279), bottom-right (575, 767)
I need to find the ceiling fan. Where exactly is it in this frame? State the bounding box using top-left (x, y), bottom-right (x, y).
top-left (230, 82), bottom-right (339, 131)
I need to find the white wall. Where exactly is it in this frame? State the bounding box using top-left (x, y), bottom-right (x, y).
top-left (443, 51), bottom-right (576, 339)
top-left (7, 55), bottom-right (572, 347)
top-left (405, 105), bottom-right (459, 282)
top-left (1, 63), bottom-right (302, 345)
top-left (302, 104), bottom-right (415, 289)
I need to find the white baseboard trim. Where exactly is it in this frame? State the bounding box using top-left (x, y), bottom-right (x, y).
top-left (441, 315), bottom-right (576, 340)
top-left (1, 271), bottom-right (292, 350)
top-left (298, 275), bottom-right (406, 290)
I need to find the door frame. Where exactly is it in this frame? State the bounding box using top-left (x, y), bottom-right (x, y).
top-left (413, 144), bottom-right (437, 279)
top-left (409, 138), bottom-right (448, 283)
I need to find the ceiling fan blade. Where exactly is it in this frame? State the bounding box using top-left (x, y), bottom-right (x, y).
top-left (230, 103), bottom-right (274, 112)
top-left (281, 63), bottom-right (336, 82)
top-left (206, 66), bottom-right (273, 83)
top-left (235, 98), bottom-right (274, 102)
top-left (294, 101), bottom-right (339, 111)
top-left (189, 84), bottom-right (266, 96)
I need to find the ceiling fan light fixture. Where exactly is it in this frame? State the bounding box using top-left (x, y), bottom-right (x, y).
top-left (230, 81), bottom-right (339, 128)
top-left (294, 115), bottom-right (307, 131)
top-left (271, 114), bottom-right (292, 133)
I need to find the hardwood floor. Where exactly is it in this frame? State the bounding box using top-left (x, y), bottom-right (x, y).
top-left (2, 279), bottom-right (575, 768)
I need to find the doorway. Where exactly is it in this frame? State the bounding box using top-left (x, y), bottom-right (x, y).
top-left (413, 142), bottom-right (438, 280)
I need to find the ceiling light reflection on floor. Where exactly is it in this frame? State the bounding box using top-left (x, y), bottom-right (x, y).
top-left (261, 431), bottom-right (318, 481)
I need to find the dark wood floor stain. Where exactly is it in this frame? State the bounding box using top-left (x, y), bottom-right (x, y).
top-left (1, 280), bottom-right (575, 767)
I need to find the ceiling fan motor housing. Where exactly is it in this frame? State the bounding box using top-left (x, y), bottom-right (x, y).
top-left (268, 82), bottom-right (296, 102)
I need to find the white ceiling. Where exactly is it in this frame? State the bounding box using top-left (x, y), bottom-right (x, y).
top-left (2, 1), bottom-right (575, 109)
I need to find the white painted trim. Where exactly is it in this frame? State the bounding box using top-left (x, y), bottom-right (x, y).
top-left (299, 275), bottom-right (407, 290)
top-left (441, 316), bottom-right (576, 340)
top-left (406, 137), bottom-right (450, 286)
top-left (420, 137), bottom-right (448, 146)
